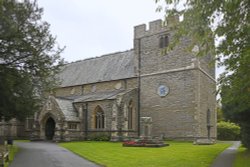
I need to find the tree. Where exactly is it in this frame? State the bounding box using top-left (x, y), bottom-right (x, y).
top-left (156, 0), bottom-right (249, 148)
top-left (0, 0), bottom-right (64, 121)
top-left (216, 107), bottom-right (224, 122)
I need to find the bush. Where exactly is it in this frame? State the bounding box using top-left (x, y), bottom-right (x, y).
top-left (87, 133), bottom-right (110, 141)
top-left (217, 121), bottom-right (240, 140)
top-left (241, 123), bottom-right (250, 149)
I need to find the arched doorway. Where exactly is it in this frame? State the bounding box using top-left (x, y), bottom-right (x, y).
top-left (45, 117), bottom-right (55, 140)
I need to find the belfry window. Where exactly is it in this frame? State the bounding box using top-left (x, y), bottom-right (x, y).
top-left (94, 106), bottom-right (105, 129)
top-left (159, 35), bottom-right (169, 48)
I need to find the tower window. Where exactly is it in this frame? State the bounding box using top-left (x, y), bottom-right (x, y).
top-left (159, 35), bottom-right (169, 48)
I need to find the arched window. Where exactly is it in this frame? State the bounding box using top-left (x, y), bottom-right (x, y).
top-left (128, 100), bottom-right (134, 129)
top-left (94, 106), bottom-right (105, 129)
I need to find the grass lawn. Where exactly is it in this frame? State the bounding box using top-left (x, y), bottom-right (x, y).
top-left (4, 145), bottom-right (19, 167)
top-left (60, 141), bottom-right (230, 167)
top-left (233, 146), bottom-right (250, 167)
top-left (4, 140), bottom-right (29, 167)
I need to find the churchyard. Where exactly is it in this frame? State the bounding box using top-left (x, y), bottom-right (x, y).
top-left (60, 141), bottom-right (230, 167)
top-left (1, 140), bottom-right (249, 167)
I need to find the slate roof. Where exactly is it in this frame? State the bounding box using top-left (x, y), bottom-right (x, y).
top-left (58, 50), bottom-right (136, 87)
top-left (55, 98), bottom-right (79, 122)
top-left (53, 89), bottom-right (137, 121)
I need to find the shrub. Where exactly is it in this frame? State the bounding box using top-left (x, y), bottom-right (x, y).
top-left (217, 121), bottom-right (240, 140)
top-left (87, 133), bottom-right (110, 141)
top-left (241, 123), bottom-right (250, 149)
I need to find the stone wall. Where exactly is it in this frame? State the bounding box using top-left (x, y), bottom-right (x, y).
top-left (87, 100), bottom-right (113, 131)
top-left (54, 78), bottom-right (137, 97)
top-left (77, 88), bottom-right (138, 140)
top-left (54, 85), bottom-right (82, 97)
top-left (0, 119), bottom-right (28, 139)
top-left (199, 54), bottom-right (215, 78)
top-left (126, 78), bottom-right (138, 89)
top-left (36, 77), bottom-right (138, 141)
top-left (197, 70), bottom-right (216, 138)
top-left (117, 89), bottom-right (138, 137)
top-left (140, 70), bottom-right (198, 139)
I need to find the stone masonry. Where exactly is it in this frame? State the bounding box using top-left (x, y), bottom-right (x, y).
top-left (5, 17), bottom-right (216, 141)
top-left (134, 19), bottom-right (216, 139)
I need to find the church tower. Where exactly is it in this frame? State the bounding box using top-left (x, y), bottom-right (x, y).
top-left (134, 18), bottom-right (216, 140)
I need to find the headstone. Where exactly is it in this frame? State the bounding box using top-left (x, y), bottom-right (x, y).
top-left (193, 138), bottom-right (215, 145)
top-left (140, 117), bottom-right (152, 138)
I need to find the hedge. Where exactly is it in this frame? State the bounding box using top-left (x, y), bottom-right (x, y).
top-left (217, 121), bottom-right (240, 140)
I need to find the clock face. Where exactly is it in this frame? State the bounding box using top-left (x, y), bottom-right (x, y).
top-left (157, 85), bottom-right (169, 97)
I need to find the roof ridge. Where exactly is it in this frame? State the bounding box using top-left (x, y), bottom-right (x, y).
top-left (65, 49), bottom-right (134, 65)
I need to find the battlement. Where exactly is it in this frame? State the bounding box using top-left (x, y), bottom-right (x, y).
top-left (134, 16), bottom-right (179, 39)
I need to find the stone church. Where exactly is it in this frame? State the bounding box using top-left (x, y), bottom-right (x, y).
top-left (4, 18), bottom-right (217, 141)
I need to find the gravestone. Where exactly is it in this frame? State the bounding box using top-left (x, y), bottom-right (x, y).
top-left (140, 117), bottom-right (152, 139)
top-left (123, 117), bottom-right (168, 147)
top-left (193, 138), bottom-right (215, 145)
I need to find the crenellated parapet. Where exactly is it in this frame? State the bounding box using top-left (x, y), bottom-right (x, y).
top-left (134, 16), bottom-right (179, 39)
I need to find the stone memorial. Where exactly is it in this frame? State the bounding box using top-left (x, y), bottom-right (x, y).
top-left (123, 117), bottom-right (168, 147)
top-left (140, 117), bottom-right (152, 139)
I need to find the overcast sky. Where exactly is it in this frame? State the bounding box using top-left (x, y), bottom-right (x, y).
top-left (37, 0), bottom-right (163, 63)
top-left (37, 0), bottom-right (223, 79)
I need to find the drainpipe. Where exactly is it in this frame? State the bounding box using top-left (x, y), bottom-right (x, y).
top-left (137, 38), bottom-right (141, 137)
